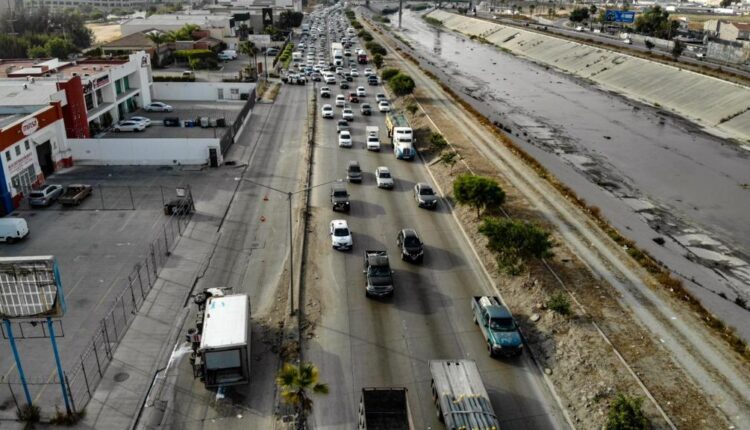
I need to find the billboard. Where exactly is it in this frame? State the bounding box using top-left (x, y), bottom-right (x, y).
top-left (605, 10), bottom-right (636, 23)
top-left (262, 8), bottom-right (273, 27)
top-left (0, 256), bottom-right (65, 319)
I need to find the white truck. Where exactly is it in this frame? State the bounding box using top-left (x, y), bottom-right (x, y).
top-left (366, 126), bottom-right (380, 151)
top-left (194, 294), bottom-right (251, 388)
top-left (292, 51), bottom-right (303, 64)
top-left (429, 360), bottom-right (500, 429)
top-left (331, 42), bottom-right (344, 66)
top-left (385, 113), bottom-right (415, 160)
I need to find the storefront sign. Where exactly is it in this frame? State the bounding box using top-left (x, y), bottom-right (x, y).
top-left (7, 151), bottom-right (33, 175)
top-left (21, 118), bottom-right (39, 136)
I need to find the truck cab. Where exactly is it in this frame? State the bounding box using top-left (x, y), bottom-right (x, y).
top-left (471, 296), bottom-right (523, 357)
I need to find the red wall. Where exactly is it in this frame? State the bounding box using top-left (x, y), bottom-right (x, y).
top-left (57, 76), bottom-right (91, 139)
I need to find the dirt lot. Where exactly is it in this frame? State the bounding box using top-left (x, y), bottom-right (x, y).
top-left (86, 23), bottom-right (121, 44)
top-left (361, 17), bottom-right (739, 429)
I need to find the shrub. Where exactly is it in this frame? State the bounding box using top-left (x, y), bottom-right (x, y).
top-left (424, 16), bottom-right (443, 26)
top-left (17, 404), bottom-right (41, 427)
top-left (381, 6), bottom-right (399, 15)
top-left (373, 53), bottom-right (384, 68)
top-left (547, 293), bottom-right (571, 315)
top-left (479, 217), bottom-right (554, 274)
top-left (365, 41), bottom-right (387, 56)
top-left (388, 72), bottom-right (416, 96)
top-left (380, 67), bottom-right (400, 80)
top-left (406, 102), bottom-right (418, 115)
top-left (429, 131), bottom-right (448, 152)
top-left (454, 175), bottom-right (505, 218)
top-left (606, 394), bottom-right (651, 430)
top-left (439, 151), bottom-right (459, 172)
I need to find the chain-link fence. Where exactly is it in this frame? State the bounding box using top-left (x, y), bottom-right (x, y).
top-left (14, 185), bottom-right (192, 212)
top-left (220, 88), bottom-right (256, 154)
top-left (1, 193), bottom-right (194, 417)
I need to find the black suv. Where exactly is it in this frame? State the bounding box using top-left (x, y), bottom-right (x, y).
top-left (330, 182), bottom-right (350, 212)
top-left (397, 229), bottom-right (424, 263)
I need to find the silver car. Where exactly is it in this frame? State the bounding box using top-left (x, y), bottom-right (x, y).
top-left (28, 184), bottom-right (64, 207)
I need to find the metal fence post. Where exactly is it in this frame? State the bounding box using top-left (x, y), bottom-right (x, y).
top-left (150, 243), bottom-right (157, 276)
top-left (6, 381), bottom-right (20, 415)
top-left (102, 320), bottom-right (112, 359)
top-left (160, 186), bottom-right (165, 206)
top-left (99, 184), bottom-right (105, 210)
top-left (144, 257), bottom-right (152, 287)
top-left (92, 343), bottom-right (102, 377)
top-left (111, 312), bottom-right (118, 343)
top-left (81, 360), bottom-right (91, 398)
top-left (163, 224), bottom-right (170, 255)
top-left (128, 186), bottom-right (135, 210)
top-left (121, 299), bottom-right (127, 325)
top-left (64, 373), bottom-right (77, 414)
top-left (136, 266), bottom-right (146, 299)
top-left (128, 277), bottom-right (138, 309)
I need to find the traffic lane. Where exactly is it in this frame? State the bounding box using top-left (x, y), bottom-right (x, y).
top-left (310, 83), bottom-right (561, 428)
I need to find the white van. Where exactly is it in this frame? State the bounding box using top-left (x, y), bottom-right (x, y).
top-left (0, 218), bottom-right (29, 243)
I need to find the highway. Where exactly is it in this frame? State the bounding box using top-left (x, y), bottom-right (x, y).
top-left (302, 14), bottom-right (565, 427)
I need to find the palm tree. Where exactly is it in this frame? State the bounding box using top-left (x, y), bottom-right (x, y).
top-left (239, 40), bottom-right (258, 78)
top-left (276, 362), bottom-right (329, 426)
top-left (146, 32), bottom-right (169, 67)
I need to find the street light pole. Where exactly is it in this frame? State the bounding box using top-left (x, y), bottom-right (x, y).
top-left (235, 177), bottom-right (341, 316)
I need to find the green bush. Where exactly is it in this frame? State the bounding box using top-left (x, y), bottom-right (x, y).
top-left (547, 293), bottom-right (571, 315)
top-left (359, 30), bottom-right (374, 41)
top-left (381, 6), bottom-right (399, 15)
top-left (406, 102), bottom-right (418, 115)
top-left (429, 132), bottom-right (448, 152)
top-left (423, 16), bottom-right (443, 26)
top-left (173, 49), bottom-right (214, 59)
top-left (380, 67), bottom-right (399, 80)
top-left (388, 72), bottom-right (416, 96)
top-left (479, 217), bottom-right (554, 274)
top-left (373, 53), bottom-right (384, 68)
top-left (365, 41), bottom-right (387, 56)
top-left (17, 404), bottom-right (40, 427)
top-left (606, 394), bottom-right (651, 430)
top-left (453, 174), bottom-right (505, 218)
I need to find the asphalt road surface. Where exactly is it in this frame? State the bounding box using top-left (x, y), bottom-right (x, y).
top-left (303, 47), bottom-right (565, 429)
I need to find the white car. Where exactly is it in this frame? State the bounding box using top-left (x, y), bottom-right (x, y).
top-left (378, 101), bottom-right (391, 112)
top-left (321, 104), bottom-right (334, 118)
top-left (338, 130), bottom-right (353, 147)
top-left (113, 120), bottom-right (146, 132)
top-left (350, 69), bottom-right (359, 77)
top-left (375, 93), bottom-right (388, 103)
top-left (325, 75), bottom-right (337, 84)
top-left (364, 68), bottom-right (374, 76)
top-left (356, 86), bottom-right (366, 97)
top-left (145, 102), bottom-right (173, 112)
top-left (129, 116), bottom-right (151, 127)
top-left (375, 167), bottom-right (394, 189)
top-left (218, 52), bottom-right (235, 61)
top-left (335, 94), bottom-right (346, 107)
top-left (342, 108), bottom-right (354, 121)
top-left (330, 219), bottom-right (353, 250)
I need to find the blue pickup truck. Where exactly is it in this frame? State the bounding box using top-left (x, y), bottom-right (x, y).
top-left (471, 296), bottom-right (523, 357)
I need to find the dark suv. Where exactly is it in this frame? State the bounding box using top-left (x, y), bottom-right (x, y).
top-left (346, 160), bottom-right (362, 183)
top-left (397, 229), bottom-right (424, 263)
top-left (330, 182), bottom-right (350, 212)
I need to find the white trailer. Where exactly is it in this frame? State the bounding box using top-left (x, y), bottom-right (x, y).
top-left (331, 42), bottom-right (344, 66)
top-left (196, 294), bottom-right (251, 388)
top-left (429, 360), bottom-right (500, 430)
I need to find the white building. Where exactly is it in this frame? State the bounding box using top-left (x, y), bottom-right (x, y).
top-left (120, 13), bottom-right (236, 39)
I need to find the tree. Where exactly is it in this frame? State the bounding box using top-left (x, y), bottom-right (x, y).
top-left (634, 6), bottom-right (678, 39)
top-left (365, 41), bottom-right (386, 56)
top-left (644, 40), bottom-right (655, 50)
top-left (720, 0), bottom-right (733, 6)
top-left (388, 72), bottom-right (415, 96)
top-left (606, 394), bottom-right (650, 430)
top-left (27, 46), bottom-right (47, 58)
top-left (569, 8), bottom-right (589, 22)
top-left (439, 151), bottom-right (459, 172)
top-left (453, 174), bottom-right (506, 218)
top-left (589, 4), bottom-right (598, 16)
top-left (44, 37), bottom-right (75, 59)
top-left (671, 39), bottom-right (684, 58)
top-left (169, 24), bottom-right (200, 41)
top-left (479, 217), bottom-right (554, 274)
top-left (146, 32), bottom-right (169, 66)
top-left (380, 67), bottom-right (399, 80)
top-left (529, 4), bottom-right (536, 16)
top-left (276, 362), bottom-right (329, 424)
top-left (239, 40), bottom-right (258, 72)
top-left (429, 131), bottom-right (448, 152)
top-left (373, 53), bottom-right (383, 68)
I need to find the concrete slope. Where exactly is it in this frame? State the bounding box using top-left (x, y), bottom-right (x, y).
top-left (428, 9), bottom-right (750, 143)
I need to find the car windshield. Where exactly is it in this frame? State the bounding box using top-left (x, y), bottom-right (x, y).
top-left (349, 165), bottom-right (360, 172)
top-left (30, 192), bottom-right (44, 198)
top-left (490, 317), bottom-right (516, 331)
top-left (420, 187), bottom-right (434, 196)
top-left (379, 171), bottom-right (391, 178)
top-left (404, 236), bottom-right (421, 247)
top-left (333, 228), bottom-right (349, 237)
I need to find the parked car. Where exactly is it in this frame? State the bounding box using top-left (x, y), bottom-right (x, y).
top-left (396, 228), bottom-right (424, 263)
top-left (0, 218), bottom-right (29, 243)
top-left (28, 184), bottom-right (64, 207)
top-left (330, 219), bottom-right (353, 250)
top-left (129, 116), bottom-right (151, 127)
top-left (338, 130), bottom-right (353, 147)
top-left (145, 102), bottom-right (173, 112)
top-left (218, 52), bottom-right (235, 61)
top-left (378, 101), bottom-right (391, 112)
top-left (346, 160), bottom-right (362, 183)
top-left (113, 120), bottom-right (146, 132)
top-left (414, 182), bottom-right (438, 209)
top-left (321, 104), bottom-right (334, 118)
top-left (360, 103), bottom-right (372, 115)
top-left (375, 166), bottom-right (394, 189)
top-left (342, 108), bottom-right (354, 121)
top-left (59, 184), bottom-right (93, 206)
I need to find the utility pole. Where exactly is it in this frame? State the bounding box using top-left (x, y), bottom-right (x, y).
top-left (399, 0), bottom-right (403, 28)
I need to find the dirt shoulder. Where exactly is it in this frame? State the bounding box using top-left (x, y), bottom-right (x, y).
top-left (360, 15), bottom-right (744, 429)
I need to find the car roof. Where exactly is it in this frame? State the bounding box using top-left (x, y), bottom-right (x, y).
top-left (331, 219), bottom-right (348, 228)
top-left (377, 166), bottom-right (390, 172)
top-left (417, 182), bottom-right (432, 188)
top-left (331, 182), bottom-right (347, 191)
top-left (348, 160), bottom-right (359, 166)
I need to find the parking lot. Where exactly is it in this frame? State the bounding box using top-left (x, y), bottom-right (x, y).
top-left (104, 100), bottom-right (246, 139)
top-left (0, 165), bottom-right (231, 418)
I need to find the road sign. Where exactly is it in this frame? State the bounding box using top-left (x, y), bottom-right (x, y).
top-left (262, 8), bottom-right (273, 27)
top-left (605, 10), bottom-right (636, 24)
top-left (0, 256), bottom-right (65, 319)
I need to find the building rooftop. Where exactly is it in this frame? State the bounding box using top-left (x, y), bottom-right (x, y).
top-left (0, 81), bottom-right (60, 108)
top-left (121, 14), bottom-right (231, 28)
top-left (102, 31), bottom-right (159, 49)
top-left (0, 57), bottom-right (128, 79)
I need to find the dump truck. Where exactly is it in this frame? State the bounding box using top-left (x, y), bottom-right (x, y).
top-left (193, 294), bottom-right (251, 388)
top-left (472, 296), bottom-right (523, 357)
top-left (59, 184), bottom-right (92, 206)
top-left (363, 250), bottom-right (394, 298)
top-left (429, 360), bottom-right (500, 430)
top-left (385, 113), bottom-right (415, 160)
top-left (358, 387), bottom-right (414, 430)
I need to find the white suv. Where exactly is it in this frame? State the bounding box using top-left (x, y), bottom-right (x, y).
top-left (330, 219), bottom-right (353, 250)
top-left (375, 167), bottom-right (394, 189)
